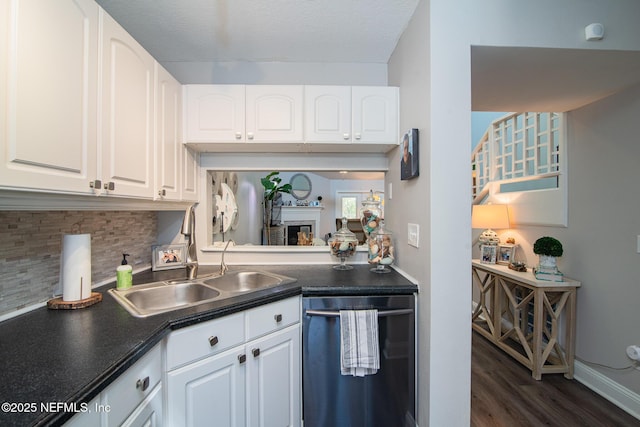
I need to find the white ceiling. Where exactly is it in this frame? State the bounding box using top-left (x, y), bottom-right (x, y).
top-left (96, 1), bottom-right (640, 114)
top-left (95, 0), bottom-right (419, 64)
top-left (472, 46), bottom-right (640, 112)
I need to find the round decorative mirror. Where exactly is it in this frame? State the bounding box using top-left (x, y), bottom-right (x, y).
top-left (289, 173), bottom-right (312, 200)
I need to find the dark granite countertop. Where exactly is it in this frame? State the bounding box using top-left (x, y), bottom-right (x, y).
top-left (0, 264), bottom-right (416, 426)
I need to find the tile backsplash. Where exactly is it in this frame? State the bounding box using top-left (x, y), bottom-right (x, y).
top-left (0, 211), bottom-right (157, 317)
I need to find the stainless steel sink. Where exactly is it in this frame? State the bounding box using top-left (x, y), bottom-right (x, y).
top-left (110, 282), bottom-right (221, 317)
top-left (108, 270), bottom-right (296, 318)
top-left (202, 271), bottom-right (286, 293)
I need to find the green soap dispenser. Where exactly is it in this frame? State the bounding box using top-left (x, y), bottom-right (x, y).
top-left (116, 253), bottom-right (133, 290)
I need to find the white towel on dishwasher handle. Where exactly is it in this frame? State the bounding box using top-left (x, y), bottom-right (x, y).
top-left (339, 309), bottom-right (380, 377)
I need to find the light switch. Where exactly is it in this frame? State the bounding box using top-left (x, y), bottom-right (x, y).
top-left (408, 223), bottom-right (419, 248)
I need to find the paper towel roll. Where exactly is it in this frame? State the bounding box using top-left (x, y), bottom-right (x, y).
top-left (61, 234), bottom-right (92, 302)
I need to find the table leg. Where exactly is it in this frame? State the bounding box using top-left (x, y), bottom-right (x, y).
top-left (532, 288), bottom-right (543, 380)
top-left (564, 289), bottom-right (577, 379)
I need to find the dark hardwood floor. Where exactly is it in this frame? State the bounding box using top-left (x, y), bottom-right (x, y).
top-left (471, 331), bottom-right (640, 427)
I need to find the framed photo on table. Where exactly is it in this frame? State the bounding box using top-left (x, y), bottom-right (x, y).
top-left (480, 244), bottom-right (497, 264)
top-left (152, 244), bottom-right (187, 271)
top-left (497, 244), bottom-right (516, 265)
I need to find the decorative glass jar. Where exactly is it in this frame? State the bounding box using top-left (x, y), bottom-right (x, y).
top-left (368, 221), bottom-right (394, 273)
top-left (360, 190), bottom-right (382, 240)
top-left (328, 217), bottom-right (359, 270)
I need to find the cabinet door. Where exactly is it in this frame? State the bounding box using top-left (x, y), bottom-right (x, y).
top-left (247, 325), bottom-right (301, 427)
top-left (352, 86), bottom-right (399, 143)
top-left (155, 63), bottom-right (181, 201)
top-left (181, 146), bottom-right (198, 202)
top-left (167, 347), bottom-right (246, 427)
top-left (103, 345), bottom-right (162, 427)
top-left (304, 86), bottom-right (352, 143)
top-left (120, 383), bottom-right (163, 427)
top-left (246, 86), bottom-right (303, 142)
top-left (0, 0), bottom-right (99, 194)
top-left (101, 10), bottom-right (154, 198)
top-left (185, 85), bottom-right (245, 142)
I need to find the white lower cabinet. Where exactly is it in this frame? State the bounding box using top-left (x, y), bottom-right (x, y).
top-left (246, 326), bottom-right (300, 427)
top-left (167, 345), bottom-right (247, 426)
top-left (166, 296), bottom-right (301, 427)
top-left (120, 383), bottom-right (163, 427)
top-left (64, 344), bottom-right (162, 426)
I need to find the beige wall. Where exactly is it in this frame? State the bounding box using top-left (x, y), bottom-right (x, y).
top-left (390, 0), bottom-right (640, 424)
top-left (387, 1), bottom-right (435, 425)
top-left (389, 0), bottom-right (473, 425)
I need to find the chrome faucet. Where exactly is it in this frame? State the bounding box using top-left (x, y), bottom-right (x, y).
top-left (220, 239), bottom-right (235, 275)
top-left (181, 204), bottom-right (198, 279)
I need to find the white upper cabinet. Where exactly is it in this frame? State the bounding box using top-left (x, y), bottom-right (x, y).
top-left (352, 86), bottom-right (399, 143)
top-left (185, 85), bottom-right (246, 142)
top-left (184, 84), bottom-right (398, 152)
top-left (181, 146), bottom-right (199, 202)
top-left (155, 63), bottom-right (181, 201)
top-left (1, 1), bottom-right (197, 205)
top-left (245, 85), bottom-right (304, 142)
top-left (304, 86), bottom-right (352, 143)
top-left (101, 10), bottom-right (154, 198)
top-left (0, 0), bottom-right (99, 194)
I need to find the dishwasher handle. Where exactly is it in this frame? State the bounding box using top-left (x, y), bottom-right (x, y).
top-left (305, 308), bottom-right (413, 318)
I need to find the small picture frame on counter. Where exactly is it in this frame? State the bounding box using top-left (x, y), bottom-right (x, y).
top-left (497, 244), bottom-right (516, 265)
top-left (480, 244), bottom-right (497, 264)
top-left (152, 244), bottom-right (187, 271)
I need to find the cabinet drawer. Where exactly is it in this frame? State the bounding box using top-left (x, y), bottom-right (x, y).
top-left (246, 296), bottom-right (300, 341)
top-left (103, 344), bottom-right (162, 427)
top-left (166, 312), bottom-right (245, 370)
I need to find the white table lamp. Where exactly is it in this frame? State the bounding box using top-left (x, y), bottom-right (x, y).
top-left (472, 204), bottom-right (510, 246)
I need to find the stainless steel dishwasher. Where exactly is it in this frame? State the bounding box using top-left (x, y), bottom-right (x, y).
top-left (303, 295), bottom-right (416, 427)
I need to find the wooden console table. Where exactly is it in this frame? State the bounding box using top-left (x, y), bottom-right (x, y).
top-left (472, 260), bottom-right (581, 380)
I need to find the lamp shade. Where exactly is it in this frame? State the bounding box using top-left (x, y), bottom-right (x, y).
top-left (472, 204), bottom-right (510, 229)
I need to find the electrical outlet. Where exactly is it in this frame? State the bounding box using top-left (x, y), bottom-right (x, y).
top-left (627, 345), bottom-right (640, 361)
top-left (408, 223), bottom-right (419, 248)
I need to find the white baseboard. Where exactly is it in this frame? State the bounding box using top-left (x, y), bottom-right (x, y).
top-left (573, 360), bottom-right (640, 420)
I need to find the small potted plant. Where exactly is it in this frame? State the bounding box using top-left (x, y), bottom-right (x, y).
top-left (533, 236), bottom-right (563, 273)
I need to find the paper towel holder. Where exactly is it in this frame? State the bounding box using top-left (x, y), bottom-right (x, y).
top-left (47, 292), bottom-right (102, 310)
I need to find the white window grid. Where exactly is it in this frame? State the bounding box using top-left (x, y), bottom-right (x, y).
top-left (472, 112), bottom-right (563, 199)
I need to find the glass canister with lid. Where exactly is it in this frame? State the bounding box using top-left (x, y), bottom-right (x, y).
top-left (360, 190), bottom-right (382, 240)
top-left (328, 217), bottom-right (359, 270)
top-left (368, 221), bottom-right (394, 273)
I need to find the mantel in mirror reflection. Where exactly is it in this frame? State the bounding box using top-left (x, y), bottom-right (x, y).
top-left (207, 170), bottom-right (385, 248)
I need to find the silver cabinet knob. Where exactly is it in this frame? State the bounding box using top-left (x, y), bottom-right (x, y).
top-left (238, 354), bottom-right (246, 364)
top-left (274, 314), bottom-right (283, 323)
top-left (235, 132), bottom-right (242, 140)
top-left (136, 376), bottom-right (150, 392)
top-left (103, 181), bottom-right (115, 191)
top-left (247, 132), bottom-right (254, 140)
top-left (343, 133), bottom-right (350, 140)
top-left (354, 133), bottom-right (362, 140)
top-left (209, 336), bottom-right (219, 347)
top-left (89, 179), bottom-right (102, 189)
top-left (252, 348), bottom-right (260, 358)
top-left (158, 189), bottom-right (166, 196)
